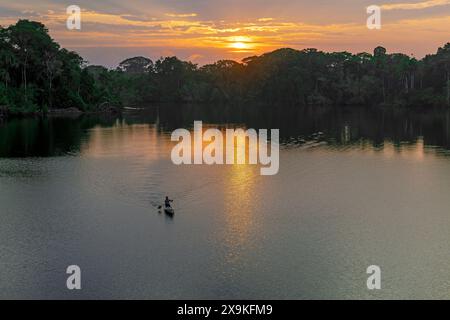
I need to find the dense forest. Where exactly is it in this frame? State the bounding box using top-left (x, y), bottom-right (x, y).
top-left (1, 20), bottom-right (450, 116)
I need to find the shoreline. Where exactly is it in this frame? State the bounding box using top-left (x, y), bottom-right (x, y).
top-left (2, 103), bottom-right (449, 119)
top-left (0, 106), bottom-right (122, 119)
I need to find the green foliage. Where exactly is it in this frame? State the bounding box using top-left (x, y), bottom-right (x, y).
top-left (0, 20), bottom-right (111, 114)
top-left (0, 83), bottom-right (8, 105)
top-left (1, 20), bottom-right (450, 113)
top-left (109, 44), bottom-right (450, 108)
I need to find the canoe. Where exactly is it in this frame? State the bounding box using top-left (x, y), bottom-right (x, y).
top-left (164, 207), bottom-right (175, 215)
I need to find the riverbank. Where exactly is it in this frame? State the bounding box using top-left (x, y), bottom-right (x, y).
top-left (0, 105), bottom-right (121, 119)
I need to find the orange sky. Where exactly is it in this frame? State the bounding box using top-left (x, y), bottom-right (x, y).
top-left (0, 0), bottom-right (449, 66)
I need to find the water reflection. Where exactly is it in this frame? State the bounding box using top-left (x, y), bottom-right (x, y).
top-left (2, 105), bottom-right (450, 158)
top-left (223, 165), bottom-right (259, 253)
top-left (81, 122), bottom-right (170, 160)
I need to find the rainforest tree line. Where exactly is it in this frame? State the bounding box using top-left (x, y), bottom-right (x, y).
top-left (1, 20), bottom-right (450, 115)
top-left (0, 20), bottom-right (119, 114)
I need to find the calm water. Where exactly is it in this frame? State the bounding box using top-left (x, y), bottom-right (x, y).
top-left (2, 105), bottom-right (450, 299)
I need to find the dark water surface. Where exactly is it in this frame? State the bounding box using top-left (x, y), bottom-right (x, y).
top-left (2, 105), bottom-right (450, 299)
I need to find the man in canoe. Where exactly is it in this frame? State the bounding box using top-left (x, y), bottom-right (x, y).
top-left (165, 196), bottom-right (173, 208)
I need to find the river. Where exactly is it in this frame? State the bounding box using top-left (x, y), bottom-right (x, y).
top-left (1, 105), bottom-right (450, 299)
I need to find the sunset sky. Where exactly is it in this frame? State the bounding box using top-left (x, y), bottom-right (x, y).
top-left (0, 0), bottom-right (449, 67)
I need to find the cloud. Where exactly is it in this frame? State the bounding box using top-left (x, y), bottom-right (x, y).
top-left (120, 14), bottom-right (156, 22)
top-left (1, 1), bottom-right (449, 65)
top-left (381, 0), bottom-right (450, 10)
top-left (165, 13), bottom-right (198, 18)
top-left (257, 18), bottom-right (274, 22)
top-left (18, 7), bottom-right (447, 59)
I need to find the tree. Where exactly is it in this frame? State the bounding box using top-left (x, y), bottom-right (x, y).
top-left (200, 60), bottom-right (244, 101)
top-left (154, 56), bottom-right (198, 101)
top-left (117, 56), bottom-right (154, 74)
top-left (0, 20), bottom-right (100, 113)
top-left (436, 43), bottom-right (450, 106)
top-left (2, 20), bottom-right (450, 112)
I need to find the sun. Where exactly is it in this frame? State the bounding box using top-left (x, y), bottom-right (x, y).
top-left (227, 36), bottom-right (254, 51)
top-left (231, 42), bottom-right (249, 50)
